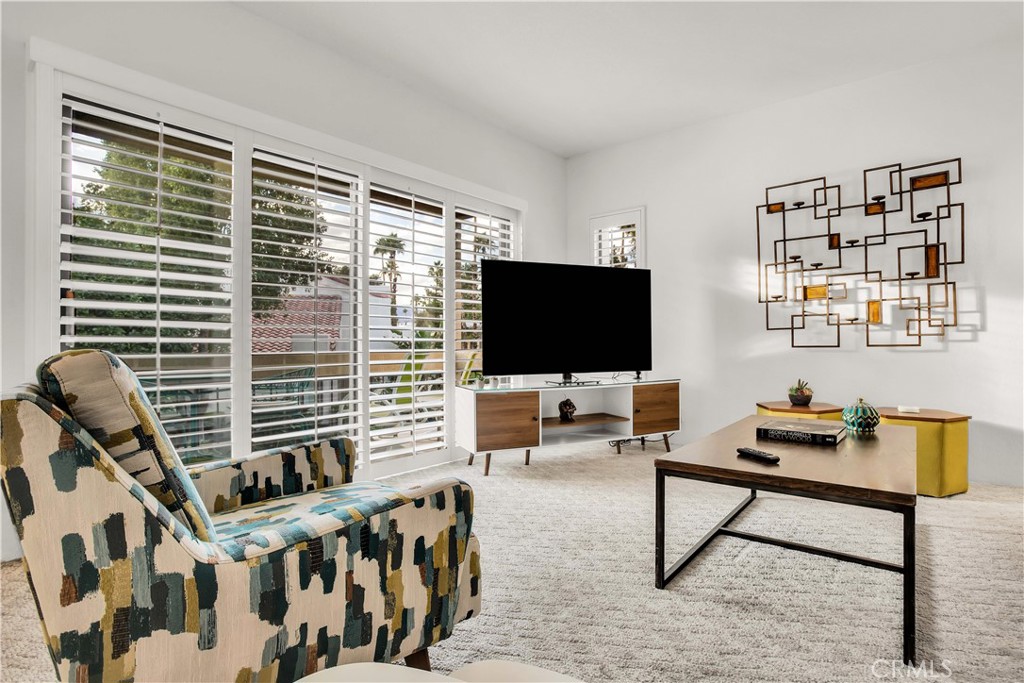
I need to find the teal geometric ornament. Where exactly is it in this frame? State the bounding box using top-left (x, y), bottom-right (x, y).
top-left (843, 397), bottom-right (880, 433)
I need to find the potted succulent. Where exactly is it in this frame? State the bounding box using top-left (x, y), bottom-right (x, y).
top-left (788, 378), bottom-right (814, 406)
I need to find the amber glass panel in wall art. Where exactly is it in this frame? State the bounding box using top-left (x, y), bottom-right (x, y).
top-left (755, 158), bottom-right (967, 348)
top-left (803, 285), bottom-right (829, 301)
top-left (867, 300), bottom-right (882, 325)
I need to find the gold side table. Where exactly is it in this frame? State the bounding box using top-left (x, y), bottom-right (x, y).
top-left (878, 408), bottom-right (970, 497)
top-left (756, 401), bottom-right (843, 420)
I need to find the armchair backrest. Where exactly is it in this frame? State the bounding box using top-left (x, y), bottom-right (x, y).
top-left (37, 350), bottom-right (217, 541)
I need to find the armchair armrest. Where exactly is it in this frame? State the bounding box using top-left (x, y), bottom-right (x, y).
top-left (187, 437), bottom-right (356, 514)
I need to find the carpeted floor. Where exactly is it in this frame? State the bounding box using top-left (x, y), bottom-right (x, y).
top-left (3, 440), bottom-right (1023, 682)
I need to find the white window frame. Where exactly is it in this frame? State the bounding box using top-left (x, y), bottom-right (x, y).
top-left (590, 206), bottom-right (646, 268)
top-left (27, 38), bottom-right (525, 478)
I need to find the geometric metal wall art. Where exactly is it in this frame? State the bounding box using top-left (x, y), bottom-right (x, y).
top-left (756, 158), bottom-right (965, 347)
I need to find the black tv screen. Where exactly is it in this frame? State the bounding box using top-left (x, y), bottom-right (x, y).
top-left (480, 260), bottom-right (652, 377)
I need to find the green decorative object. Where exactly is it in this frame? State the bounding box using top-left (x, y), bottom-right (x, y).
top-left (788, 378), bottom-right (813, 406)
top-left (843, 397), bottom-right (880, 433)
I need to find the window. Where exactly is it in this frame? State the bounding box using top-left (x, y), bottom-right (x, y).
top-left (454, 208), bottom-right (514, 381)
top-left (250, 150), bottom-right (363, 454)
top-left (591, 208), bottom-right (646, 268)
top-left (594, 224), bottom-right (639, 267)
top-left (52, 90), bottom-right (518, 471)
top-left (366, 186), bottom-right (446, 461)
top-left (60, 97), bottom-right (234, 463)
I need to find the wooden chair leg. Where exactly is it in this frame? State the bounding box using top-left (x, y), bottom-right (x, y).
top-left (525, 449), bottom-right (531, 466)
top-left (484, 452), bottom-right (492, 476)
top-left (405, 648), bottom-right (431, 671)
top-left (663, 434), bottom-right (671, 452)
top-left (468, 452), bottom-right (475, 466)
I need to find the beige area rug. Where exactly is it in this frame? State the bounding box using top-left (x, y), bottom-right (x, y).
top-left (3, 440), bottom-right (1023, 682)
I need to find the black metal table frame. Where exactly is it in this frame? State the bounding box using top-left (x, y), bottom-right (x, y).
top-left (655, 468), bottom-right (916, 665)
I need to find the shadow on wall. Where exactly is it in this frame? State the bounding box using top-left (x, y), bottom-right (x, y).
top-left (969, 421), bottom-right (1024, 487)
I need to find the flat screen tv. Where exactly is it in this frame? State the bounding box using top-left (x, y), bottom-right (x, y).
top-left (480, 260), bottom-right (652, 379)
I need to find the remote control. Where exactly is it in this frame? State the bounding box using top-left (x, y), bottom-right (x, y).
top-left (737, 447), bottom-right (780, 465)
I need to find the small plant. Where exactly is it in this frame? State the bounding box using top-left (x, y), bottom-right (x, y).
top-left (788, 378), bottom-right (813, 397)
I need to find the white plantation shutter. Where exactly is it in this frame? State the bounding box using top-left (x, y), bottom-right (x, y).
top-left (454, 208), bottom-right (515, 379)
top-left (53, 90), bottom-right (519, 472)
top-left (59, 97), bottom-right (234, 464)
top-left (593, 223), bottom-right (640, 268)
top-left (250, 150), bottom-right (364, 454)
top-left (367, 185), bottom-right (446, 461)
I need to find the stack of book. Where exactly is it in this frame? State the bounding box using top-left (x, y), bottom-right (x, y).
top-left (756, 419), bottom-right (847, 446)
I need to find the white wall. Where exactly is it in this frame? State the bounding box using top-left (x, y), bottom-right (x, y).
top-left (0, 3), bottom-right (567, 559)
top-left (567, 39), bottom-right (1023, 487)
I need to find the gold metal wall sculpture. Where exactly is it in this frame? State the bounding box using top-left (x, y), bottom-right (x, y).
top-left (756, 158), bottom-right (965, 348)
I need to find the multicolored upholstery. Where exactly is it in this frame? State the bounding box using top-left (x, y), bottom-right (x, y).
top-left (37, 349), bottom-right (217, 541)
top-left (210, 482), bottom-right (413, 561)
top-left (1, 354), bottom-right (482, 682)
top-left (188, 438), bottom-right (358, 514)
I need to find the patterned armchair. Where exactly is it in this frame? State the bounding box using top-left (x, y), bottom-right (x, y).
top-left (1, 350), bottom-right (481, 682)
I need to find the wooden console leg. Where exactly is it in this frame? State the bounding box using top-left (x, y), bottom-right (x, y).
top-left (405, 648), bottom-right (431, 671)
top-left (663, 434), bottom-right (671, 452)
top-left (615, 441), bottom-right (621, 455)
top-left (484, 452), bottom-right (492, 476)
top-left (525, 449), bottom-right (531, 465)
top-left (467, 452), bottom-right (475, 466)
top-left (641, 436), bottom-right (646, 451)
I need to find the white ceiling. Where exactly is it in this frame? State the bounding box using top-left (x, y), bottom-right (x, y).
top-left (240, 2), bottom-right (1022, 158)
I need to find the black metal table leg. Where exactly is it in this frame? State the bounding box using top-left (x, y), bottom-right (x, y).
top-left (661, 491), bottom-right (756, 588)
top-left (655, 469), bottom-right (665, 588)
top-left (656, 467), bottom-right (917, 666)
top-left (903, 505), bottom-right (916, 665)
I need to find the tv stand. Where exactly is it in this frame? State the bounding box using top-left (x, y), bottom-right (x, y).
top-left (454, 379), bottom-right (680, 475)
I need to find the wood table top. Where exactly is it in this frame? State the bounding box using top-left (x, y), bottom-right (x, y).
top-left (656, 415), bottom-right (917, 507)
top-left (877, 407), bottom-right (971, 423)
top-left (756, 401), bottom-right (842, 415)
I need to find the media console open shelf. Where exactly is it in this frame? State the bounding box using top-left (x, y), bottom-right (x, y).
top-left (454, 379), bottom-right (680, 475)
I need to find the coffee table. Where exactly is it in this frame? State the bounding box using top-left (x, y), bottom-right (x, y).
top-left (654, 415), bottom-right (917, 664)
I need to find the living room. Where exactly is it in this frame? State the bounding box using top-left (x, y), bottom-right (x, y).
top-left (1, 2), bottom-right (1022, 682)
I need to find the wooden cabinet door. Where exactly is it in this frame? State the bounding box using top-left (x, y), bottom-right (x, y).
top-left (632, 383), bottom-right (679, 436)
top-left (476, 391), bottom-right (540, 451)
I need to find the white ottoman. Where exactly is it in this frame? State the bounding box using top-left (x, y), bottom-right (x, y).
top-left (452, 660), bottom-right (579, 682)
top-left (299, 662), bottom-right (450, 682)
top-left (298, 660), bottom-right (580, 682)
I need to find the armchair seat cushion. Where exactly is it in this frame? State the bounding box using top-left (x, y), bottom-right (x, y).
top-left (212, 481), bottom-right (412, 560)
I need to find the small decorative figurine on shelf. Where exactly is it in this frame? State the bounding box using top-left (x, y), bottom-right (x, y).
top-left (558, 397), bottom-right (577, 423)
top-left (788, 378), bottom-right (814, 406)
